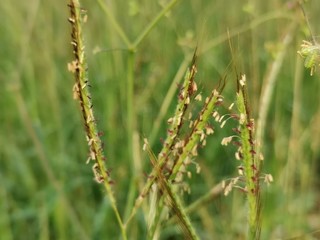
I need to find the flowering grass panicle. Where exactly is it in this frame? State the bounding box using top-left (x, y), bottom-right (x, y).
top-left (221, 74), bottom-right (273, 239)
top-left (67, 1), bottom-right (127, 239)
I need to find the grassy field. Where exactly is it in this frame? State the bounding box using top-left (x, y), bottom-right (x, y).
top-left (1, 0), bottom-right (320, 239)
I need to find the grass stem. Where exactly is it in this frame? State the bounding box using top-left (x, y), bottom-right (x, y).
top-left (256, 22), bottom-right (296, 162)
top-left (96, 0), bottom-right (132, 48)
top-left (132, 0), bottom-right (180, 48)
top-left (123, 51), bottom-right (137, 222)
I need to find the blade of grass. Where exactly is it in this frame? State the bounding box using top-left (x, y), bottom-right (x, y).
top-left (256, 22), bottom-right (296, 164)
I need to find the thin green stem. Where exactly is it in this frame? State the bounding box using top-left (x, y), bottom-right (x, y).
top-left (256, 22), bottom-right (296, 167)
top-left (132, 0), bottom-right (180, 48)
top-left (97, 0), bottom-right (132, 48)
top-left (127, 51), bottom-right (135, 160)
top-left (123, 51), bottom-right (137, 222)
top-left (147, 194), bottom-right (164, 240)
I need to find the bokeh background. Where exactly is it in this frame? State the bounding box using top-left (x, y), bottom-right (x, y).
top-left (1, 0), bottom-right (320, 239)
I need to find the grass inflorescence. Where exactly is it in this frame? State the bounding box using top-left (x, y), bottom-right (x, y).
top-left (3, 0), bottom-right (320, 239)
top-left (220, 74), bottom-right (273, 239)
top-left (126, 52), bottom-right (226, 239)
top-left (65, 0), bottom-right (318, 239)
top-left (66, 0), bottom-right (320, 239)
top-left (67, 1), bottom-right (127, 239)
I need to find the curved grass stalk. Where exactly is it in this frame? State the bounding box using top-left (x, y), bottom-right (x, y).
top-left (68, 1), bottom-right (126, 239)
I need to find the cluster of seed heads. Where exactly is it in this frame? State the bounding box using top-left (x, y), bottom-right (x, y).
top-left (140, 55), bottom-right (227, 200)
top-left (298, 40), bottom-right (320, 76)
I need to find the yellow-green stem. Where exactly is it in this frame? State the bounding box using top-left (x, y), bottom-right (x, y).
top-left (123, 51), bottom-right (137, 222)
top-left (132, 0), bottom-right (180, 48)
top-left (96, 0), bottom-right (132, 48)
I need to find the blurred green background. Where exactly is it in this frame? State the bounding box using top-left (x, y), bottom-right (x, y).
top-left (1, 0), bottom-right (320, 239)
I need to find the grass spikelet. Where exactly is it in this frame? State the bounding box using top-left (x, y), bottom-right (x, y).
top-left (221, 74), bottom-right (268, 239)
top-left (169, 87), bottom-right (223, 181)
top-left (68, 0), bottom-right (108, 183)
top-left (67, 1), bottom-right (126, 239)
top-left (236, 75), bottom-right (261, 239)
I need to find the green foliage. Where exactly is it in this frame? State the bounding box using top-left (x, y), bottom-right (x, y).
top-left (1, 0), bottom-right (320, 239)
